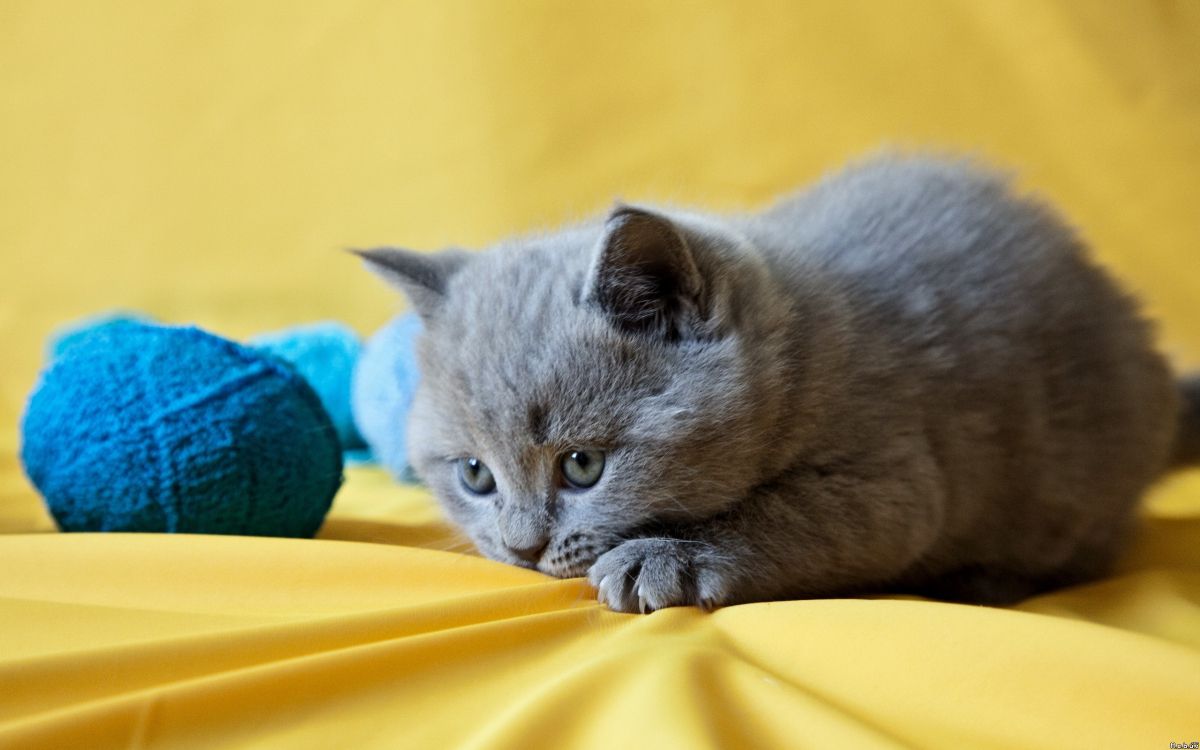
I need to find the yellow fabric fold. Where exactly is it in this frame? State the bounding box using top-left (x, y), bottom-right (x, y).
top-left (2, 1), bottom-right (1198, 747)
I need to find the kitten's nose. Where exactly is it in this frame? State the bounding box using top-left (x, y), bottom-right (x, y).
top-left (506, 539), bottom-right (548, 564)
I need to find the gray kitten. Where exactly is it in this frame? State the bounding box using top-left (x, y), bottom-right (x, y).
top-left (357, 153), bottom-right (1200, 613)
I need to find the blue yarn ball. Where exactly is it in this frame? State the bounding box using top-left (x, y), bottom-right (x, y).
top-left (48, 311), bottom-right (153, 361)
top-left (351, 313), bottom-right (423, 482)
top-left (250, 321), bottom-right (366, 452)
top-left (21, 322), bottom-right (343, 537)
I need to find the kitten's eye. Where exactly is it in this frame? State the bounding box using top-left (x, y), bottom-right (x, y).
top-left (457, 457), bottom-right (496, 495)
top-left (560, 449), bottom-right (605, 488)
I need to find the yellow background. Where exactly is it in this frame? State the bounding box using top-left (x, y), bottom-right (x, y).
top-left (2, 2), bottom-right (1199, 747)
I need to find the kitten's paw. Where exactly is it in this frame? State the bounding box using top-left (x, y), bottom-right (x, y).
top-left (587, 538), bottom-right (732, 614)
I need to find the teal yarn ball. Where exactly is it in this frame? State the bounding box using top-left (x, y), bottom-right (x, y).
top-left (20, 321), bottom-right (343, 537)
top-left (250, 321), bottom-right (366, 452)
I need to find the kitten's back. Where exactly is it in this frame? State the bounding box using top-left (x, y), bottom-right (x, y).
top-left (742, 155), bottom-right (1178, 583)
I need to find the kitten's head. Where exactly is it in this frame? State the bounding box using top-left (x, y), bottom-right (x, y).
top-left (357, 206), bottom-right (790, 577)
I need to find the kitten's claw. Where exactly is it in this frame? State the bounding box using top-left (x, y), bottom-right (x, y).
top-left (596, 575), bottom-right (612, 605)
top-left (588, 538), bottom-right (732, 614)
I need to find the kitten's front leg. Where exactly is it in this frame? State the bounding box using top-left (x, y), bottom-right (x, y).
top-left (589, 448), bottom-right (947, 614)
top-left (587, 537), bottom-right (737, 613)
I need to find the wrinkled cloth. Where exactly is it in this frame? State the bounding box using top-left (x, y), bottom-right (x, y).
top-left (2, 2), bottom-right (1198, 748)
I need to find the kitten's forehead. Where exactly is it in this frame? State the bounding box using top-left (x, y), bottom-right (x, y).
top-left (440, 238), bottom-right (590, 359)
top-left (424, 234), bottom-right (669, 446)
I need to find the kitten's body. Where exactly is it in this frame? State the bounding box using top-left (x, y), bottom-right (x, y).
top-left (359, 154), bottom-right (1199, 612)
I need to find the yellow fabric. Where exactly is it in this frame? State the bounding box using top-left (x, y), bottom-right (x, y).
top-left (2, 2), bottom-right (1199, 747)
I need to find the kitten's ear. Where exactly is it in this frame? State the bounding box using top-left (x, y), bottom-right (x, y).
top-left (583, 205), bottom-right (708, 339)
top-left (352, 247), bottom-right (470, 320)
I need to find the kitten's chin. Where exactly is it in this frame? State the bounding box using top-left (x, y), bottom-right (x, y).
top-left (475, 542), bottom-right (571, 575)
top-left (537, 559), bottom-right (594, 579)
top-left (488, 551), bottom-right (587, 578)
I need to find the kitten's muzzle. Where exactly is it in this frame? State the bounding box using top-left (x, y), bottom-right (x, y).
top-left (497, 507), bottom-right (551, 565)
top-left (506, 539), bottom-right (549, 565)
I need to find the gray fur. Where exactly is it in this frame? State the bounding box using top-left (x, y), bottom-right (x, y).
top-left (1174, 375), bottom-right (1200, 468)
top-left (357, 153), bottom-right (1197, 613)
